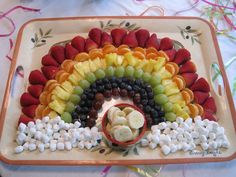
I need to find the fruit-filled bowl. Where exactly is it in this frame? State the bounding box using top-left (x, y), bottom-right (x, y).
top-left (102, 103), bottom-right (147, 148)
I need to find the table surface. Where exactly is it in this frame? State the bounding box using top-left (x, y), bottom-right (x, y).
top-left (0, 0), bottom-right (235, 176)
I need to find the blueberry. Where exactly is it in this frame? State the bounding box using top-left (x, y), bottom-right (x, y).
top-left (122, 77), bottom-right (128, 83)
top-left (185, 26), bottom-right (191, 30)
top-left (128, 90), bottom-right (135, 97)
top-left (81, 107), bottom-right (89, 113)
top-left (97, 85), bottom-right (105, 92)
top-left (87, 93), bottom-right (94, 99)
top-left (104, 90), bottom-right (112, 98)
top-left (133, 85), bottom-right (140, 92)
top-left (148, 100), bottom-right (155, 106)
top-left (86, 100), bottom-right (93, 107)
top-left (159, 117), bottom-right (166, 122)
top-left (137, 104), bottom-right (144, 110)
top-left (151, 110), bottom-right (158, 118)
top-left (112, 83), bottom-right (118, 88)
top-left (79, 114), bottom-right (87, 121)
top-left (109, 76), bottom-right (116, 83)
top-left (141, 99), bottom-right (148, 106)
top-left (75, 105), bottom-right (82, 113)
top-left (126, 85), bottom-right (132, 91)
top-left (148, 92), bottom-right (154, 99)
top-left (120, 82), bottom-right (126, 89)
top-left (92, 88), bottom-right (98, 93)
top-left (71, 112), bottom-right (79, 120)
top-left (80, 121), bottom-right (86, 127)
top-left (91, 83), bottom-right (97, 89)
top-left (154, 105), bottom-right (161, 111)
top-left (96, 79), bottom-right (103, 85)
top-left (159, 111), bottom-right (165, 117)
top-left (146, 85), bottom-right (152, 92)
top-left (116, 78), bottom-right (122, 84)
top-left (144, 105), bottom-right (151, 113)
top-left (103, 78), bottom-right (109, 84)
top-left (79, 100), bottom-right (86, 107)
top-left (81, 94), bottom-right (87, 100)
top-left (105, 84), bottom-right (112, 90)
top-left (153, 119), bottom-right (160, 125)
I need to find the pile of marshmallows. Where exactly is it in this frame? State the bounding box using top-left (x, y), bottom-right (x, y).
top-left (15, 116), bottom-right (102, 153)
top-left (141, 116), bottom-right (230, 155)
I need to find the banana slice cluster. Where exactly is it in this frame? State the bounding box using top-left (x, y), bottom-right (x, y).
top-left (106, 106), bottom-right (145, 142)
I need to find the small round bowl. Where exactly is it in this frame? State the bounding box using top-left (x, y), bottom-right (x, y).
top-left (102, 103), bottom-right (147, 148)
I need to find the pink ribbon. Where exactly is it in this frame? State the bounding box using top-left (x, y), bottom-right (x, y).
top-left (101, 166), bottom-right (112, 176)
top-left (5, 39), bottom-right (13, 61)
top-left (201, 0), bottom-right (236, 10)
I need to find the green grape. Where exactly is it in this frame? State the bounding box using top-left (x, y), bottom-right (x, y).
top-left (134, 69), bottom-right (144, 79)
top-left (65, 102), bottom-right (75, 113)
top-left (154, 94), bottom-right (168, 105)
top-left (95, 69), bottom-right (106, 79)
top-left (153, 85), bottom-right (165, 95)
top-left (105, 66), bottom-right (115, 77)
top-left (69, 94), bottom-right (81, 104)
top-left (163, 102), bottom-right (173, 112)
top-left (79, 79), bottom-right (90, 89)
top-left (61, 112), bottom-right (72, 123)
top-left (142, 72), bottom-right (151, 82)
top-left (73, 86), bottom-right (83, 95)
top-left (165, 112), bottom-right (177, 122)
top-left (149, 75), bottom-right (161, 87)
top-left (125, 66), bottom-right (134, 77)
top-left (85, 72), bottom-right (96, 83)
top-left (115, 66), bottom-right (125, 78)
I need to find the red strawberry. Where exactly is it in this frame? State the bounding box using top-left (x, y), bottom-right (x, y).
top-left (85, 38), bottom-right (98, 52)
top-left (101, 32), bottom-right (112, 47)
top-left (193, 91), bottom-right (209, 105)
top-left (135, 29), bottom-right (150, 48)
top-left (28, 85), bottom-right (43, 98)
top-left (159, 37), bottom-right (173, 50)
top-left (41, 66), bottom-right (59, 80)
top-left (202, 109), bottom-right (217, 121)
top-left (145, 33), bottom-right (159, 50)
top-left (174, 48), bottom-right (191, 65)
top-left (111, 28), bottom-right (127, 47)
top-left (50, 46), bottom-right (65, 64)
top-left (190, 78), bottom-right (210, 92)
top-left (181, 73), bottom-right (198, 87)
top-left (20, 92), bottom-right (40, 107)
top-left (71, 35), bottom-right (85, 52)
top-left (122, 31), bottom-right (138, 48)
top-left (22, 105), bottom-right (37, 118)
top-left (41, 54), bottom-right (59, 67)
top-left (18, 115), bottom-right (34, 125)
top-left (179, 61), bottom-right (196, 73)
top-left (88, 28), bottom-right (102, 46)
top-left (29, 70), bottom-right (47, 85)
top-left (65, 43), bottom-right (78, 59)
top-left (164, 49), bottom-right (176, 61)
top-left (203, 97), bottom-right (217, 113)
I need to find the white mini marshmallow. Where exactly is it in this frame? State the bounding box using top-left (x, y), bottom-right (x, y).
top-left (57, 142), bottom-right (65, 150)
top-left (46, 128), bottom-right (53, 137)
top-left (28, 143), bottom-right (36, 151)
top-left (169, 130), bottom-right (178, 139)
top-left (78, 141), bottom-right (85, 149)
top-left (209, 133), bottom-right (216, 140)
top-left (141, 139), bottom-right (149, 147)
top-left (182, 142), bottom-right (190, 152)
top-left (194, 116), bottom-right (202, 123)
top-left (222, 140), bottom-right (230, 148)
top-left (185, 118), bottom-right (192, 126)
top-left (84, 141), bottom-right (92, 150)
top-left (18, 123), bottom-right (27, 132)
top-left (36, 123), bottom-right (43, 131)
top-left (189, 142), bottom-right (196, 150)
top-left (201, 142), bottom-right (209, 150)
top-left (149, 142), bottom-right (157, 149)
top-left (161, 145), bottom-right (171, 155)
top-left (170, 122), bottom-right (178, 130)
top-left (183, 132), bottom-right (192, 140)
top-left (29, 127), bottom-right (36, 135)
top-left (58, 120), bottom-right (65, 129)
top-left (163, 128), bottom-right (171, 135)
top-left (83, 130), bottom-right (92, 141)
top-left (63, 133), bottom-right (70, 141)
top-left (74, 121), bottom-right (81, 128)
top-left (15, 146), bottom-right (24, 153)
top-left (169, 144), bottom-right (177, 153)
top-left (53, 132), bottom-right (60, 139)
top-left (72, 142), bottom-right (78, 148)
top-left (27, 121), bottom-right (35, 128)
top-left (50, 143), bottom-right (57, 151)
top-left (151, 135), bottom-right (160, 144)
top-left (34, 131), bottom-right (42, 140)
top-left (203, 119), bottom-right (210, 127)
top-left (91, 127), bottom-right (98, 133)
top-left (42, 134), bottom-right (50, 144)
top-left (53, 124), bottom-right (60, 132)
top-left (42, 116), bottom-right (50, 123)
top-left (160, 134), bottom-right (171, 144)
top-left (17, 132), bottom-right (26, 142)
top-left (63, 123), bottom-right (70, 130)
top-left (65, 141), bottom-right (72, 150)
top-left (176, 117), bottom-right (184, 124)
top-left (209, 141), bottom-right (217, 149)
top-left (191, 131), bottom-right (199, 139)
top-left (199, 135), bottom-right (207, 142)
top-left (45, 143), bottom-right (50, 149)
top-left (38, 143), bottom-right (45, 152)
top-left (177, 134), bottom-right (184, 142)
top-left (91, 140), bottom-right (98, 147)
top-left (176, 127), bottom-right (184, 134)
top-left (180, 122), bottom-right (190, 131)
top-left (146, 133), bottom-right (152, 142)
top-left (23, 142), bottom-right (29, 150)
top-left (158, 122), bottom-right (167, 130)
top-left (53, 116), bottom-right (61, 124)
top-left (194, 138), bottom-right (201, 145)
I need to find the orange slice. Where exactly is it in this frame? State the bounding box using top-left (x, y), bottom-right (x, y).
top-left (35, 104), bottom-right (46, 119)
top-left (41, 106), bottom-right (52, 117)
top-left (58, 72), bottom-right (70, 84)
top-left (46, 92), bottom-right (53, 104)
top-left (173, 75), bottom-right (186, 90)
top-left (89, 49), bottom-right (103, 59)
top-left (39, 91), bottom-right (49, 106)
top-left (133, 47), bottom-right (146, 55)
top-left (61, 60), bottom-right (76, 73)
top-left (188, 104), bottom-right (199, 118)
top-left (44, 80), bottom-right (58, 91)
top-left (74, 52), bottom-right (90, 62)
top-left (133, 51), bottom-right (146, 60)
top-left (103, 44), bottom-right (117, 54)
top-left (157, 51), bottom-right (169, 61)
top-left (181, 90), bottom-right (191, 104)
top-left (183, 88), bottom-right (194, 101)
top-left (146, 47), bottom-right (158, 55)
top-left (195, 104), bottom-right (204, 116)
top-left (167, 62), bottom-right (179, 75)
top-left (55, 70), bottom-right (67, 81)
top-left (48, 82), bottom-right (60, 92)
top-left (146, 52), bottom-right (158, 60)
top-left (117, 47), bottom-right (131, 55)
top-left (165, 63), bottom-right (176, 76)
top-left (117, 44), bottom-right (129, 50)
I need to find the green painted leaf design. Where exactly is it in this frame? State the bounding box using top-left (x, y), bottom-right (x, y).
top-left (100, 21), bottom-right (104, 28)
top-left (35, 43), bottom-right (45, 47)
top-left (173, 40), bottom-right (184, 50)
top-left (194, 38), bottom-right (201, 44)
top-left (107, 20), bottom-right (112, 25)
top-left (34, 33), bottom-right (38, 42)
top-left (180, 30), bottom-right (185, 39)
top-left (91, 146), bottom-right (103, 152)
top-left (123, 150), bottom-right (129, 157)
top-left (119, 20), bottom-right (126, 26)
top-left (39, 28), bottom-right (43, 37)
top-left (45, 29), bottom-right (52, 35)
top-left (191, 36), bottom-right (194, 45)
top-left (104, 148), bottom-right (113, 155)
top-left (133, 146), bottom-right (139, 155)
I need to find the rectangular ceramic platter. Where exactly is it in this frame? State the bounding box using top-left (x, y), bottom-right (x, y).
top-left (0, 17), bottom-right (236, 165)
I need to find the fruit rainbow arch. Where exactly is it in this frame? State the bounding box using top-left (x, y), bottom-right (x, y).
top-left (19, 28), bottom-right (217, 127)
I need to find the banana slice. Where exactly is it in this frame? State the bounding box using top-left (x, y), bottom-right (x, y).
top-left (132, 129), bottom-right (139, 139)
top-left (111, 116), bottom-right (128, 126)
top-left (111, 110), bottom-right (126, 122)
top-left (107, 107), bottom-right (120, 122)
top-left (122, 107), bottom-right (134, 115)
top-left (127, 110), bottom-right (145, 129)
top-left (113, 125), bottom-right (133, 142)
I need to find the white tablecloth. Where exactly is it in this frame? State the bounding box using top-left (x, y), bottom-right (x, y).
top-left (0, 0), bottom-right (235, 176)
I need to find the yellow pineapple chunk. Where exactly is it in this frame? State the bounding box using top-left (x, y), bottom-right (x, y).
top-left (53, 86), bottom-right (70, 101)
top-left (135, 59), bottom-right (148, 69)
top-left (100, 59), bottom-right (107, 69)
top-left (114, 55), bottom-right (124, 66)
top-left (49, 99), bottom-right (66, 115)
top-left (61, 81), bottom-right (74, 93)
top-left (105, 53), bottom-right (117, 66)
top-left (93, 57), bottom-right (102, 68)
top-left (168, 93), bottom-right (184, 103)
top-left (124, 52), bottom-right (138, 66)
top-left (89, 59), bottom-right (97, 72)
top-left (155, 67), bottom-right (172, 79)
top-left (153, 57), bottom-right (166, 71)
top-left (48, 111), bottom-right (58, 119)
